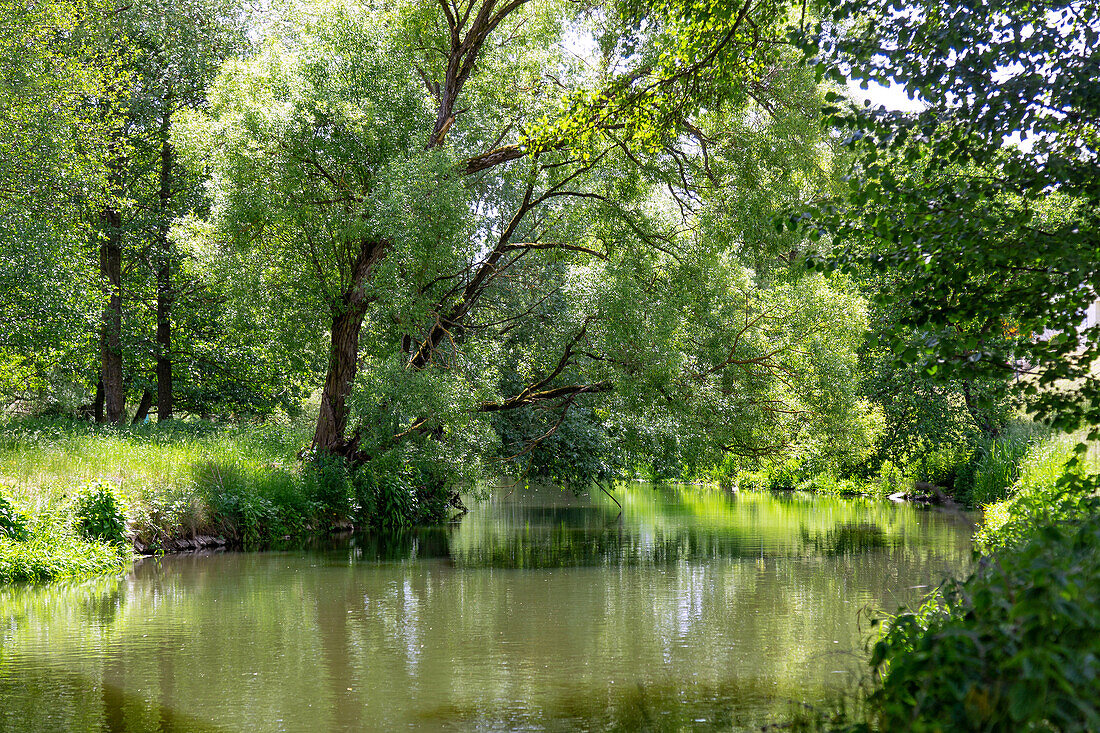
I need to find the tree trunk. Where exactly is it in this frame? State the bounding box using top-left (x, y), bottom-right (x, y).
top-left (156, 264), bottom-right (172, 420)
top-left (93, 378), bottom-right (104, 423)
top-left (961, 380), bottom-right (1000, 438)
top-left (100, 205), bottom-right (125, 423)
top-left (131, 388), bottom-right (153, 424)
top-left (312, 239), bottom-right (385, 453)
top-left (156, 90), bottom-right (174, 421)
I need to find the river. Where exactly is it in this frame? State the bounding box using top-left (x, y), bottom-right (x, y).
top-left (0, 484), bottom-right (974, 731)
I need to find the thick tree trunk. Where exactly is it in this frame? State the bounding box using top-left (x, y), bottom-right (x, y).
top-left (156, 94), bottom-right (174, 421)
top-left (131, 388), bottom-right (153, 424)
top-left (312, 239), bottom-right (386, 453)
top-left (100, 206), bottom-right (125, 423)
top-left (313, 306), bottom-right (369, 452)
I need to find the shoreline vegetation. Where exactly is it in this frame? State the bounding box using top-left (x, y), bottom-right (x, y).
top-left (2, 415), bottom-right (1094, 584)
top-left (2, 415), bottom-right (1098, 731)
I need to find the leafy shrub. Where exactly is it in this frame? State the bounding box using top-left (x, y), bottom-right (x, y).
top-left (71, 482), bottom-right (127, 545)
top-left (1014, 437), bottom-right (1079, 497)
top-left (869, 497), bottom-right (1100, 731)
top-left (873, 460), bottom-right (908, 497)
top-left (352, 452), bottom-right (417, 530)
top-left (302, 454), bottom-right (353, 521)
top-left (1, 528), bottom-right (130, 584)
top-left (735, 470), bottom-right (768, 491)
top-left (767, 458), bottom-right (804, 490)
top-left (966, 435), bottom-right (1032, 506)
top-left (798, 474), bottom-right (863, 495)
top-left (908, 441), bottom-right (972, 492)
top-left (0, 487), bottom-right (28, 542)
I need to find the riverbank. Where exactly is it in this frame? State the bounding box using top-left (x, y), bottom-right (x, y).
top-left (0, 417), bottom-right (341, 583)
top-left (724, 421), bottom-right (1095, 510)
top-left (3, 419), bottom-right (1098, 730)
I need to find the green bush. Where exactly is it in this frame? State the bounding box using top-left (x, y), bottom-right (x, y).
top-left (767, 458), bottom-right (804, 490)
top-left (0, 487), bottom-right (28, 541)
top-left (966, 436), bottom-right (1032, 506)
top-left (353, 452), bottom-right (418, 530)
top-left (868, 497), bottom-right (1100, 732)
top-left (71, 482), bottom-right (127, 545)
top-left (302, 454), bottom-right (353, 521)
top-left (798, 474), bottom-right (863, 495)
top-left (873, 460), bottom-right (908, 497)
top-left (909, 441), bottom-right (972, 493)
top-left (974, 435), bottom-right (1094, 553)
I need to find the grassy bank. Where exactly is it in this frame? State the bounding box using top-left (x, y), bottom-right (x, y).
top-left (722, 420), bottom-right (1096, 509)
top-left (714, 420), bottom-right (1100, 731)
top-left (0, 417), bottom-right (334, 583)
top-left (859, 479), bottom-right (1100, 731)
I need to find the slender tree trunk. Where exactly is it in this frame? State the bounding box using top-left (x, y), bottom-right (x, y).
top-left (131, 388), bottom-right (153, 424)
top-left (100, 205), bottom-right (125, 423)
top-left (961, 379), bottom-right (1000, 438)
top-left (156, 265), bottom-right (172, 420)
top-left (312, 239), bottom-right (385, 452)
top-left (93, 378), bottom-right (104, 423)
top-left (156, 90), bottom-right (174, 421)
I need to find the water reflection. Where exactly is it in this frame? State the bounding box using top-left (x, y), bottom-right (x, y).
top-left (0, 485), bottom-right (974, 731)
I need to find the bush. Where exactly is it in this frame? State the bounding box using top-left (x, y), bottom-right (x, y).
top-left (71, 482), bottom-right (127, 545)
top-left (868, 496), bottom-right (1100, 732)
top-left (798, 474), bottom-right (863, 495)
top-left (975, 436), bottom-right (1094, 553)
top-left (767, 458), bottom-right (804, 490)
top-left (872, 460), bottom-right (908, 497)
top-left (0, 487), bottom-right (28, 541)
top-left (302, 454), bottom-right (353, 521)
top-left (0, 526), bottom-right (130, 584)
top-left (966, 435), bottom-right (1033, 506)
top-left (909, 441), bottom-right (972, 493)
top-left (352, 452), bottom-right (418, 530)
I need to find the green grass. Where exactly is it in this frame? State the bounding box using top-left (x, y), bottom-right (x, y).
top-left (0, 417), bottom-right (321, 582)
top-left (0, 522), bottom-right (131, 584)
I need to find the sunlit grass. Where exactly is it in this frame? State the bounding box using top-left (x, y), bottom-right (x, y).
top-left (0, 418), bottom-right (315, 579)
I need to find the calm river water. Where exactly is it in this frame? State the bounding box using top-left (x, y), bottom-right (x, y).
top-left (0, 485), bottom-right (974, 731)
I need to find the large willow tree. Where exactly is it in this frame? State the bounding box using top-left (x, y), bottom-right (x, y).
top-left (179, 0), bottom-right (874, 484)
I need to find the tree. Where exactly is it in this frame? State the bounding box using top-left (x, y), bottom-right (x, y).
top-left (803, 0), bottom-right (1100, 439)
top-left (0, 0), bottom-right (115, 410)
top-left (96, 0), bottom-right (250, 422)
top-left (179, 0), bottom-right (873, 497)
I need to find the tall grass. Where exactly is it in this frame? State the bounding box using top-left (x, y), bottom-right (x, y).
top-left (975, 431), bottom-right (1099, 552)
top-left (0, 417), bottom-right (320, 578)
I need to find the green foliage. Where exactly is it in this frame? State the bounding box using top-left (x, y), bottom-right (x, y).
top-left (966, 436), bottom-right (1032, 507)
top-left (353, 453), bottom-right (417, 531)
top-left (71, 482), bottom-right (127, 545)
top-left (802, 0), bottom-right (1100, 436)
top-left (869, 502), bottom-right (1100, 731)
top-left (0, 527), bottom-right (129, 585)
top-left (0, 475), bottom-right (131, 584)
top-left (351, 447), bottom-right (459, 530)
top-left (871, 460), bottom-right (907, 498)
top-left (976, 441), bottom-right (1097, 554)
top-left (194, 460), bottom-right (312, 549)
top-left (0, 486), bottom-right (28, 541)
top-left (797, 474), bottom-right (862, 496)
top-left (302, 454), bottom-right (353, 521)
